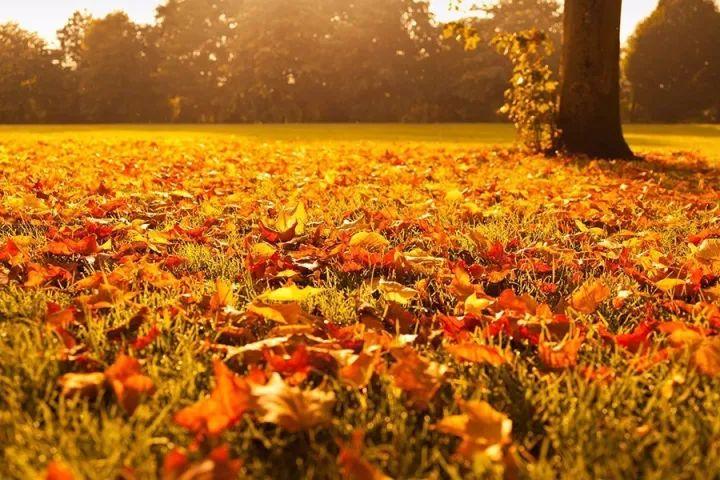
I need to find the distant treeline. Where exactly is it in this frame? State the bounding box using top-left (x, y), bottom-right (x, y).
top-left (0, 0), bottom-right (718, 124)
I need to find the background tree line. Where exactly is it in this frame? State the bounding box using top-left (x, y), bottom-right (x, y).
top-left (0, 0), bottom-right (718, 124)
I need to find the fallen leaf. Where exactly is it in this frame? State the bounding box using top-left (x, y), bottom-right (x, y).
top-left (446, 343), bottom-right (507, 367)
top-left (174, 360), bottom-right (254, 436)
top-left (251, 373), bottom-right (335, 432)
top-left (436, 400), bottom-right (512, 462)
top-left (257, 284), bottom-right (321, 303)
top-left (570, 279), bottom-right (611, 314)
top-left (349, 231), bottom-right (390, 251)
top-left (105, 354), bottom-right (155, 414)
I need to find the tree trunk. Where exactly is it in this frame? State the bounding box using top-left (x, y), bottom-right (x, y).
top-left (558, 0), bottom-right (633, 159)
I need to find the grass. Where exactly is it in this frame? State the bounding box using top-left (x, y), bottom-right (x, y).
top-left (1, 125), bottom-right (720, 479)
top-left (0, 123), bottom-right (718, 159)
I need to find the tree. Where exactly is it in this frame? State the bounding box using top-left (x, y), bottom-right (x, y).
top-left (557, 0), bottom-right (633, 158)
top-left (0, 23), bottom-right (66, 122)
top-left (73, 13), bottom-right (164, 122)
top-left (156, 0), bottom-right (243, 122)
top-left (625, 0), bottom-right (720, 122)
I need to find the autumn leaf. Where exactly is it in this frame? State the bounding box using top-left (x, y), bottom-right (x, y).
top-left (340, 348), bottom-right (383, 388)
top-left (464, 293), bottom-right (494, 316)
top-left (446, 343), bottom-right (507, 367)
top-left (210, 278), bottom-right (235, 311)
top-left (435, 400), bottom-right (512, 462)
top-left (694, 238), bottom-right (720, 263)
top-left (570, 279), bottom-right (611, 314)
top-left (538, 335), bottom-right (584, 370)
top-left (251, 373), bottom-right (335, 432)
top-left (349, 231), bottom-right (390, 251)
top-left (376, 279), bottom-right (419, 305)
top-left (257, 284), bottom-right (321, 303)
top-left (46, 235), bottom-right (99, 256)
top-left (174, 360), bottom-right (254, 436)
top-left (691, 337), bottom-right (720, 377)
top-left (389, 347), bottom-right (447, 409)
top-left (247, 301), bottom-right (312, 324)
top-left (654, 278), bottom-right (686, 294)
top-left (104, 354), bottom-right (155, 414)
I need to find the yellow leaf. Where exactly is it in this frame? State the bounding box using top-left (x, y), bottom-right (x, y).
top-left (258, 284), bottom-right (321, 303)
top-left (655, 278), bottom-right (686, 293)
top-left (435, 400), bottom-right (512, 462)
top-left (464, 293), bottom-right (494, 315)
top-left (377, 280), bottom-right (418, 305)
top-left (570, 279), bottom-right (610, 314)
top-left (210, 278), bottom-right (235, 311)
top-left (246, 301), bottom-right (310, 324)
top-left (349, 231), bottom-right (390, 251)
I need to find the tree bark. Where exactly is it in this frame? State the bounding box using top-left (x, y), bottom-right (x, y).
top-left (558, 0), bottom-right (633, 159)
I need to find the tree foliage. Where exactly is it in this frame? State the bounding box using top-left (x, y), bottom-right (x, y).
top-left (492, 29), bottom-right (558, 152)
top-left (624, 0), bottom-right (720, 122)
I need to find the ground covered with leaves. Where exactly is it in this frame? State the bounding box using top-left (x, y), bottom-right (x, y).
top-left (1, 135), bottom-right (720, 479)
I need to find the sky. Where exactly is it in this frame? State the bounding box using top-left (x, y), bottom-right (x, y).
top-left (0, 0), bottom-right (661, 46)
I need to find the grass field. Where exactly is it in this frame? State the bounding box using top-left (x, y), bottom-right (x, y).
top-left (1, 123), bottom-right (719, 159)
top-left (1, 125), bottom-right (720, 479)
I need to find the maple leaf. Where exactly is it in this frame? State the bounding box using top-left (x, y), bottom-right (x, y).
top-left (250, 373), bottom-right (335, 432)
top-left (340, 348), bottom-right (383, 388)
top-left (46, 235), bottom-right (99, 256)
top-left (174, 360), bottom-right (254, 436)
top-left (446, 343), bottom-right (508, 367)
top-left (464, 293), bottom-right (495, 316)
top-left (246, 301), bottom-right (312, 324)
top-left (0, 238), bottom-right (22, 265)
top-left (654, 278), bottom-right (686, 295)
top-left (570, 279), bottom-right (611, 314)
top-left (257, 284), bottom-right (321, 303)
top-left (104, 354), bottom-right (155, 414)
top-left (376, 279), bottom-right (419, 305)
top-left (389, 347), bottom-right (447, 409)
top-left (436, 400), bottom-right (512, 462)
top-left (538, 335), bottom-right (584, 370)
top-left (349, 231), bottom-right (390, 251)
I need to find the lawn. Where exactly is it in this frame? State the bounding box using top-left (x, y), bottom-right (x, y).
top-left (1, 125), bottom-right (720, 479)
top-left (1, 123), bottom-right (719, 159)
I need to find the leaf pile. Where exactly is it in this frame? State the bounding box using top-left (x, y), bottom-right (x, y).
top-left (1, 135), bottom-right (720, 479)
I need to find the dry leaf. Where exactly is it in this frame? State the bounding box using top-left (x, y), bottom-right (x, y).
top-left (446, 343), bottom-right (507, 367)
top-left (174, 360), bottom-right (253, 436)
top-left (436, 400), bottom-right (512, 462)
top-left (570, 279), bottom-right (611, 314)
top-left (251, 373), bottom-right (335, 432)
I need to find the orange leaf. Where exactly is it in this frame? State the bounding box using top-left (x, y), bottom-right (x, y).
top-left (105, 354), bottom-right (155, 414)
top-left (570, 279), bottom-right (610, 314)
top-left (446, 343), bottom-right (507, 367)
top-left (174, 360), bottom-right (253, 436)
